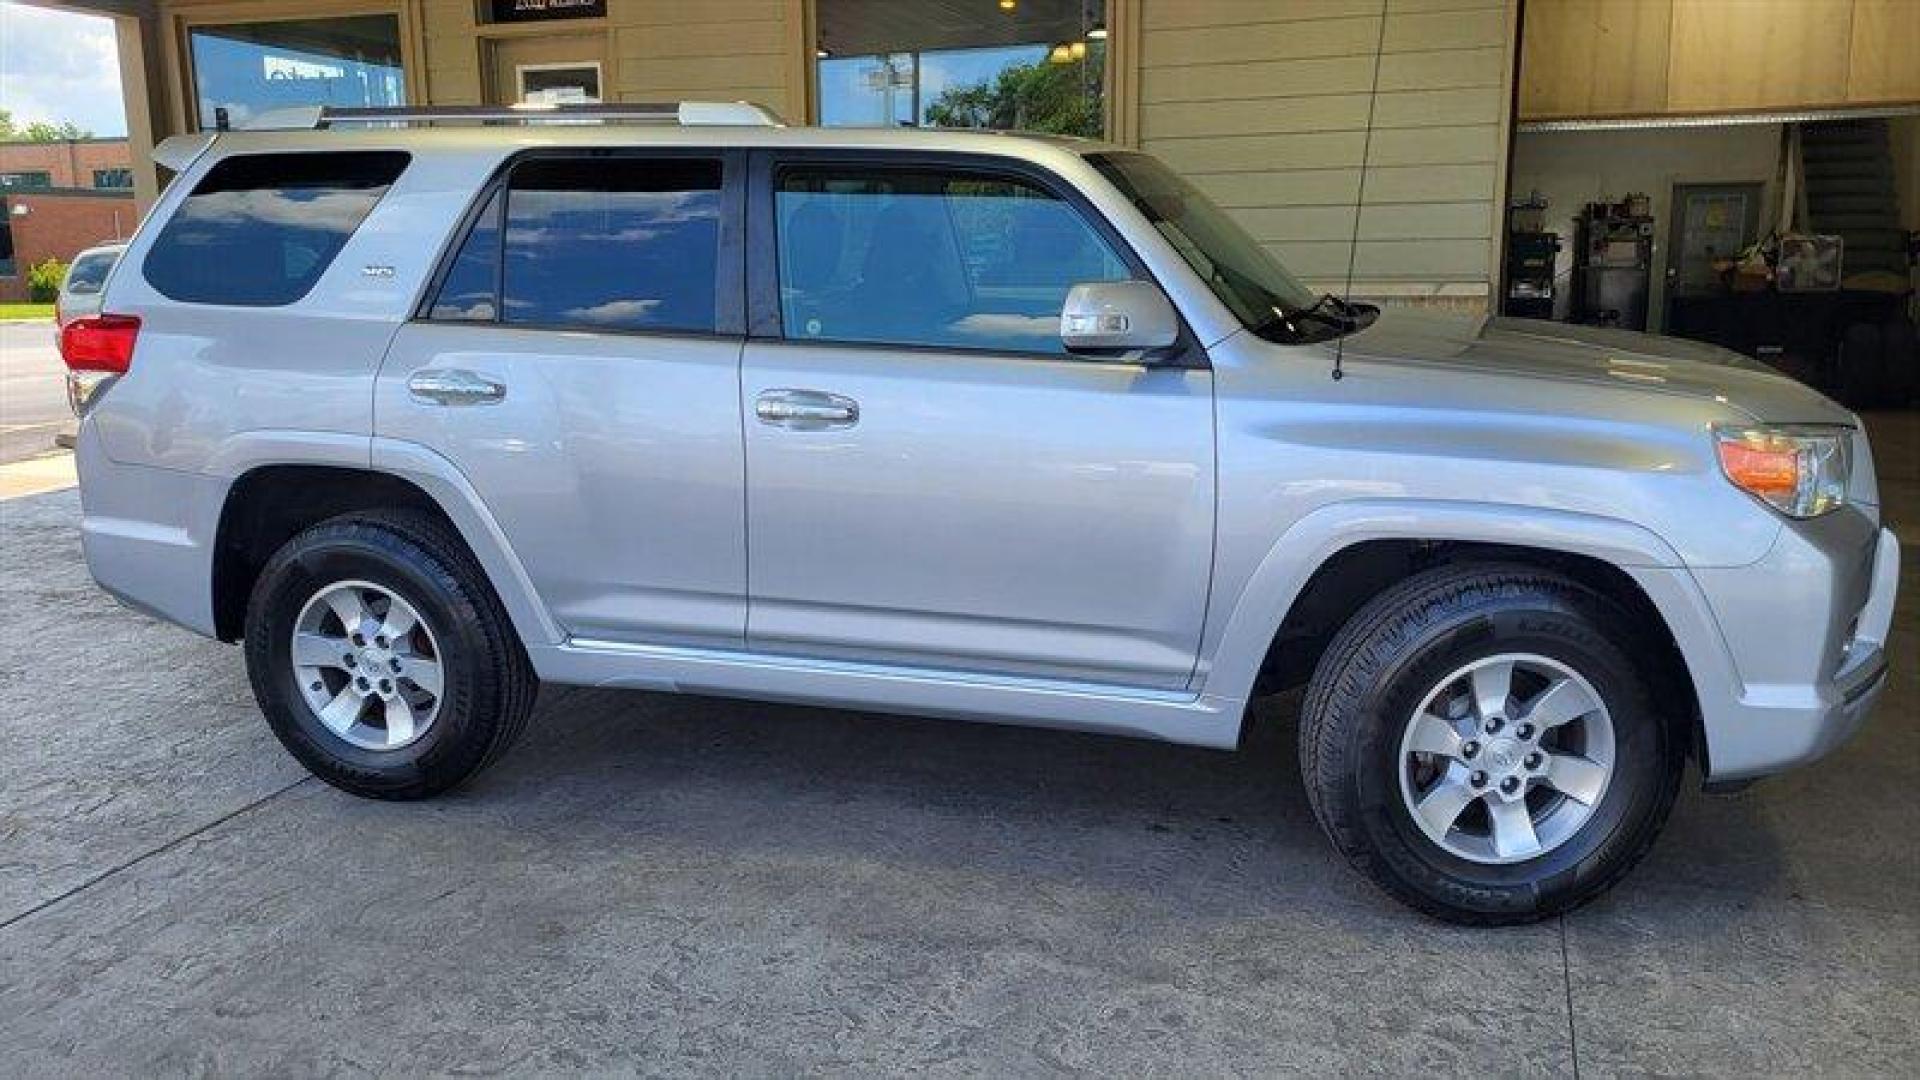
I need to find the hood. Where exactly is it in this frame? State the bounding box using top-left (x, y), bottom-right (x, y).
top-left (1336, 308), bottom-right (1855, 426)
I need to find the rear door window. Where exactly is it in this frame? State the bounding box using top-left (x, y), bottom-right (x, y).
top-left (143, 151), bottom-right (409, 306)
top-left (502, 157), bottom-right (722, 333)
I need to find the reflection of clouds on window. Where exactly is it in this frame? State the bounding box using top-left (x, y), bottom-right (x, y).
top-left (144, 151), bottom-right (407, 306)
top-left (563, 299), bottom-right (663, 325)
top-left (947, 313), bottom-right (1060, 344)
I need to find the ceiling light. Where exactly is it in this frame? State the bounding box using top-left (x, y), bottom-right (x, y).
top-left (1048, 43), bottom-right (1072, 63)
top-left (999, 0), bottom-right (1016, 10)
top-left (1087, 24), bottom-right (1108, 40)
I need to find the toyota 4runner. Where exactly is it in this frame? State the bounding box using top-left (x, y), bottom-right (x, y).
top-left (62, 102), bottom-right (1899, 923)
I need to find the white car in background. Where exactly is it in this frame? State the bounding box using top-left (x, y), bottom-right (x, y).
top-left (55, 243), bottom-right (127, 327)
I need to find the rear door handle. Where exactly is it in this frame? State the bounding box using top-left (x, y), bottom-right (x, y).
top-left (409, 368), bottom-right (505, 406)
top-left (755, 389), bottom-right (859, 430)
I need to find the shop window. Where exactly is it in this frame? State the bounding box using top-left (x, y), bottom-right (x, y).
top-left (93, 168), bottom-right (134, 190)
top-left (815, 0), bottom-right (1107, 137)
top-left (188, 15), bottom-right (404, 130)
top-left (0, 172), bottom-right (51, 189)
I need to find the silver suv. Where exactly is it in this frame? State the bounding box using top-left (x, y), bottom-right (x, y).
top-left (63, 103), bottom-right (1898, 924)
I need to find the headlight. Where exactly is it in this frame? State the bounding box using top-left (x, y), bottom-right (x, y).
top-left (1712, 424), bottom-right (1852, 518)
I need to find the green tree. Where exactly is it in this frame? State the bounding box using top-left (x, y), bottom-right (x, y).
top-left (0, 109), bottom-right (91, 142)
top-left (924, 53), bottom-right (1104, 138)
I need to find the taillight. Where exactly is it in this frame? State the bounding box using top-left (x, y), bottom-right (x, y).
top-left (59, 313), bottom-right (141, 374)
top-left (59, 313), bottom-right (140, 417)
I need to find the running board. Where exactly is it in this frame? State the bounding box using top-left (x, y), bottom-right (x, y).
top-left (528, 638), bottom-right (1245, 750)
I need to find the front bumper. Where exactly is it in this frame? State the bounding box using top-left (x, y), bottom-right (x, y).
top-left (1685, 519), bottom-right (1900, 781)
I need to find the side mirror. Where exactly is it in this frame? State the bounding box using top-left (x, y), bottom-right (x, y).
top-left (1060, 280), bottom-right (1179, 354)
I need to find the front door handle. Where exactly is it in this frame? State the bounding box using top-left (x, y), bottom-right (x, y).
top-left (755, 389), bottom-right (859, 430)
top-left (409, 368), bottom-right (505, 406)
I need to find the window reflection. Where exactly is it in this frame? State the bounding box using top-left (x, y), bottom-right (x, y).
top-left (189, 15), bottom-right (404, 129)
top-left (501, 158), bottom-right (722, 333)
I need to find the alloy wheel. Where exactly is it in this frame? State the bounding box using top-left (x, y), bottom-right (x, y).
top-left (1397, 653), bottom-right (1616, 864)
top-left (291, 579), bottom-right (444, 751)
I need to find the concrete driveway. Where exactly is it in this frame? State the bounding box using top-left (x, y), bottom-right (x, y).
top-left (1, 417), bottom-right (1915, 1077)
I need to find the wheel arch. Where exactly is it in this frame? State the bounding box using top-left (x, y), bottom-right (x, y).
top-left (1207, 500), bottom-right (1706, 761)
top-left (211, 450), bottom-right (561, 651)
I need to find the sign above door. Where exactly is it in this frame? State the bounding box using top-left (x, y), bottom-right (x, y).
top-left (491, 0), bottom-right (606, 23)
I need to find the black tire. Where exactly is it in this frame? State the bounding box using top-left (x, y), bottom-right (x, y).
top-left (1835, 320), bottom-right (1886, 408)
top-left (1300, 564), bottom-right (1683, 925)
top-left (243, 510), bottom-right (536, 800)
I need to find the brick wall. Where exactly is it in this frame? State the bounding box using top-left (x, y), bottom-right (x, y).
top-left (0, 139), bottom-right (134, 191)
top-left (0, 190), bottom-right (137, 302)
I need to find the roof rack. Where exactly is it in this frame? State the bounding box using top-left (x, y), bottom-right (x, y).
top-left (226, 101), bottom-right (785, 132)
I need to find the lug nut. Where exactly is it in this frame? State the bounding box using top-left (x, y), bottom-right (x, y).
top-left (1516, 722), bottom-right (1536, 740)
top-left (1470, 770), bottom-right (1488, 788)
top-left (1484, 716), bottom-right (1504, 734)
top-left (343, 654), bottom-right (357, 667)
top-left (1500, 776), bottom-right (1521, 795)
top-left (389, 658), bottom-right (403, 673)
top-left (356, 676), bottom-right (370, 691)
top-left (1462, 740), bottom-right (1480, 760)
top-left (350, 633), bottom-right (366, 647)
top-left (375, 635), bottom-right (389, 649)
top-left (1525, 751), bottom-right (1544, 770)
top-left (379, 679), bottom-right (393, 693)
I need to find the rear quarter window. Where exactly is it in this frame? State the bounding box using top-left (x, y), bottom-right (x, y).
top-left (143, 151), bottom-right (409, 306)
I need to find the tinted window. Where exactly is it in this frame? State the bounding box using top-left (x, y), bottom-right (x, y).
top-left (65, 251), bottom-right (120, 295)
top-left (144, 151), bottom-right (408, 306)
top-left (429, 190), bottom-right (501, 321)
top-left (501, 157), bottom-right (721, 332)
top-left (776, 166), bottom-right (1130, 354)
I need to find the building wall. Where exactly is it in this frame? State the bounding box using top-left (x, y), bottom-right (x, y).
top-left (1508, 124), bottom-right (1785, 329)
top-left (1134, 0), bottom-right (1516, 309)
top-left (0, 190), bottom-right (137, 302)
top-left (1520, 0), bottom-right (1920, 121)
top-left (418, 0), bottom-right (807, 120)
top-left (0, 139), bottom-right (134, 189)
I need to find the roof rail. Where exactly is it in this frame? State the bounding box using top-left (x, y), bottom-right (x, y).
top-left (228, 102), bottom-right (785, 131)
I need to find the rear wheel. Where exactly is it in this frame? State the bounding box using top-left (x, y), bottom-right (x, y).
top-left (244, 511), bottom-right (535, 799)
top-left (1300, 564), bottom-right (1683, 924)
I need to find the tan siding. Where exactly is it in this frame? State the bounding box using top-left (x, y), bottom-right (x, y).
top-left (606, 0), bottom-right (799, 116)
top-left (1138, 0), bottom-right (1513, 300)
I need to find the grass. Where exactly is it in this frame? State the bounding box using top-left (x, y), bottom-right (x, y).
top-left (0, 303), bottom-right (55, 321)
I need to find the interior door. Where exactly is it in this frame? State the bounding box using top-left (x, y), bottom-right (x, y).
top-left (376, 151), bottom-right (747, 649)
top-left (739, 155), bottom-right (1216, 690)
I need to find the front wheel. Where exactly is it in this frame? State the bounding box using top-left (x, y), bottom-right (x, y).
top-left (1300, 564), bottom-right (1682, 924)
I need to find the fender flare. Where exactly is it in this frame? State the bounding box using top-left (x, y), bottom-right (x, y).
top-left (368, 436), bottom-right (565, 647)
top-left (1198, 498), bottom-right (1699, 704)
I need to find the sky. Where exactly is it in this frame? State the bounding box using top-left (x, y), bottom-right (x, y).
top-left (0, 0), bottom-right (127, 138)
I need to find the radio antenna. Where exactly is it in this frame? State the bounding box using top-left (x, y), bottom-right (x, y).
top-left (1333, 0), bottom-right (1390, 382)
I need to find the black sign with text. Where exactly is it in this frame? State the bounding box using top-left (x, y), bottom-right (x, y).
top-left (491, 0), bottom-right (606, 22)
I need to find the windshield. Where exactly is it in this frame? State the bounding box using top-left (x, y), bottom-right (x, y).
top-left (1087, 151), bottom-right (1332, 339)
top-left (65, 251), bottom-right (120, 295)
